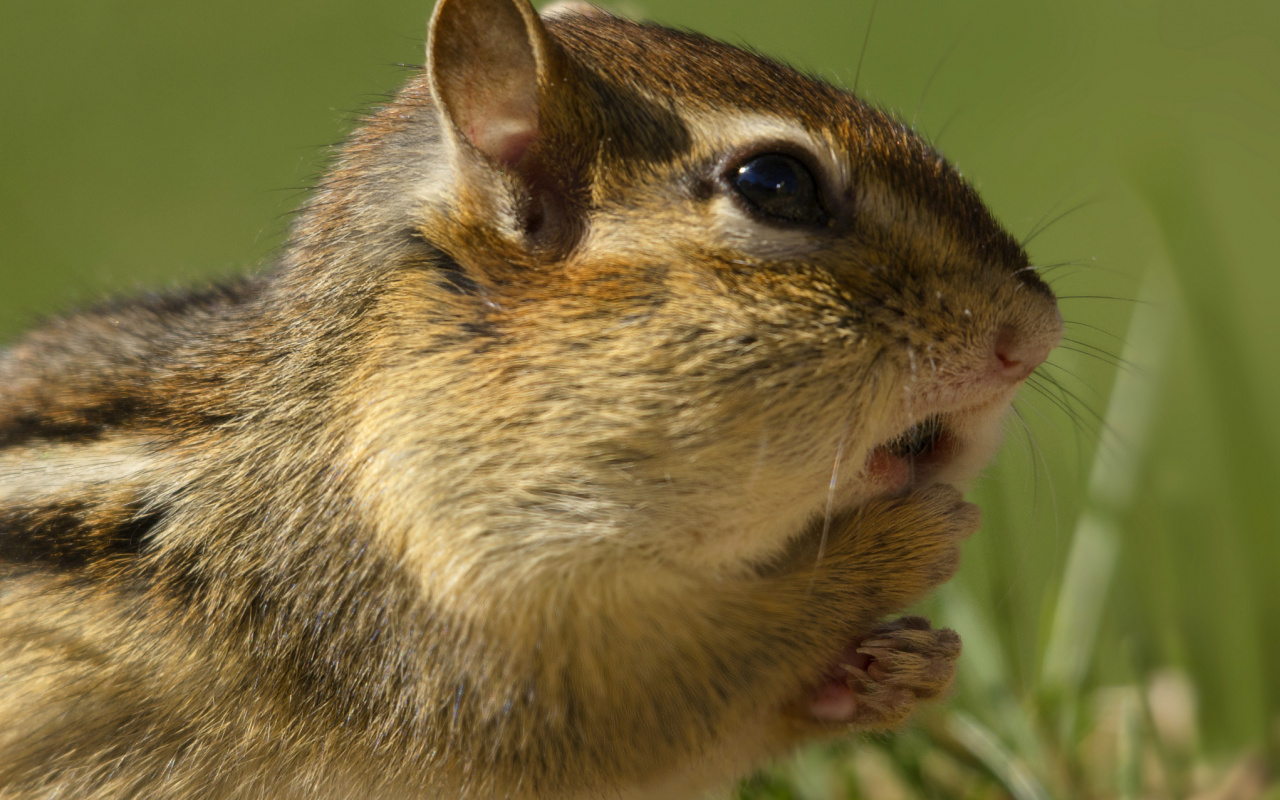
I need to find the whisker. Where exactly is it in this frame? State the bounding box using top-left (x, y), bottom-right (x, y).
top-left (912, 39), bottom-right (959, 130)
top-left (1021, 377), bottom-right (1110, 480)
top-left (1004, 265), bottom-right (1043, 287)
top-left (1006, 400), bottom-right (1064, 600)
top-left (1016, 404), bottom-right (1055, 506)
top-left (931, 102), bottom-right (969, 148)
top-left (1021, 198), bottom-right (1095, 248)
top-left (1063, 319), bottom-right (1127, 344)
top-left (1034, 260), bottom-right (1094, 272)
top-left (1005, 404), bottom-right (1036, 478)
top-left (1038, 371), bottom-right (1121, 434)
top-left (1039, 361), bottom-right (1107, 404)
top-left (852, 0), bottom-right (878, 97)
top-left (1025, 373), bottom-right (1093, 427)
top-left (1038, 259), bottom-right (1135, 281)
top-left (1055, 295), bottom-right (1149, 305)
top-left (1061, 336), bottom-right (1142, 372)
top-left (1018, 380), bottom-right (1075, 447)
top-left (1056, 343), bottom-right (1144, 378)
top-left (1024, 375), bottom-right (1101, 443)
top-left (1028, 372), bottom-right (1128, 462)
top-left (1021, 195), bottom-right (1069, 249)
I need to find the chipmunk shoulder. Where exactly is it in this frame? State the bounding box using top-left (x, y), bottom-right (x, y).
top-left (0, 0), bottom-right (1062, 798)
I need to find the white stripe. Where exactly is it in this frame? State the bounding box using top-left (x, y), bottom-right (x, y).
top-left (0, 439), bottom-right (158, 502)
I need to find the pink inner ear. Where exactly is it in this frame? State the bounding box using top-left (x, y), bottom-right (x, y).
top-left (429, 0), bottom-right (546, 173)
top-left (470, 101), bottom-right (539, 168)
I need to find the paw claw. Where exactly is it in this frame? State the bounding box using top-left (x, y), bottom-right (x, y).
top-left (855, 645), bottom-right (895, 659)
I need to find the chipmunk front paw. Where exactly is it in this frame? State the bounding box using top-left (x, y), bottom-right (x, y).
top-left (884, 484), bottom-right (981, 593)
top-left (844, 616), bottom-right (960, 727)
top-left (809, 616), bottom-right (960, 728)
top-left (817, 484), bottom-right (980, 610)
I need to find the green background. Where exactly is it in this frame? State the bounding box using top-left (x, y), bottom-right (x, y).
top-left (3, 0), bottom-right (1278, 793)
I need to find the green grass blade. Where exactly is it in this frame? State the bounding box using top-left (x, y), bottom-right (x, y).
top-left (946, 712), bottom-right (1052, 800)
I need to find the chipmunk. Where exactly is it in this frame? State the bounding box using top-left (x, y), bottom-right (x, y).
top-left (0, 0), bottom-right (1063, 797)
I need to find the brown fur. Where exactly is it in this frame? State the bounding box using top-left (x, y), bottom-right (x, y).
top-left (0, 1), bottom-right (1062, 797)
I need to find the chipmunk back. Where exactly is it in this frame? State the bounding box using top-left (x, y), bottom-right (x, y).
top-left (0, 0), bottom-right (1062, 797)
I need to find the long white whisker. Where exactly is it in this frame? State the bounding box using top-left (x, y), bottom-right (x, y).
top-left (811, 416), bottom-right (852, 587)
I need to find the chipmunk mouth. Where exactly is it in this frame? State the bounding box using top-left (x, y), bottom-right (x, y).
top-left (885, 415), bottom-right (946, 461)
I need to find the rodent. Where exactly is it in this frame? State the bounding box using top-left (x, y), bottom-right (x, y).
top-left (0, 0), bottom-right (1063, 797)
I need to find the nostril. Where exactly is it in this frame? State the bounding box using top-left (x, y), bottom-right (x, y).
top-left (994, 325), bottom-right (1020, 370)
top-left (993, 323), bottom-right (1049, 381)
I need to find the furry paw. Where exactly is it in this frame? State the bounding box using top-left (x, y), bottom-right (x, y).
top-left (826, 484), bottom-right (981, 612)
top-left (842, 616), bottom-right (961, 728)
top-left (808, 616), bottom-right (960, 727)
top-left (887, 484), bottom-right (982, 592)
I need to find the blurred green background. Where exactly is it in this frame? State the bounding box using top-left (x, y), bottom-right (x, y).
top-left (2, 0), bottom-right (1277, 797)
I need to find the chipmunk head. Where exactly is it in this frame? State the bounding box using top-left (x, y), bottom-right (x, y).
top-left (333, 0), bottom-right (1062, 577)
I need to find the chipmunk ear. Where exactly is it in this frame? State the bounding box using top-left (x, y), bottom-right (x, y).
top-left (428, 0), bottom-right (588, 247)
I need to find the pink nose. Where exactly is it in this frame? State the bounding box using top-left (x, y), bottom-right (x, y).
top-left (993, 318), bottom-right (1060, 381)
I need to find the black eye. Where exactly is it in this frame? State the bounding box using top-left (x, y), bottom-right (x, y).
top-left (732, 153), bottom-right (826, 224)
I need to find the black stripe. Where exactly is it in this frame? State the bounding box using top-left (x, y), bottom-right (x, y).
top-left (435, 253), bottom-right (482, 297)
top-left (0, 398), bottom-right (144, 449)
top-left (0, 496), bottom-right (160, 570)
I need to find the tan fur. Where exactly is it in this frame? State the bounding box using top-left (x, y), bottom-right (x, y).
top-left (0, 1), bottom-right (1062, 797)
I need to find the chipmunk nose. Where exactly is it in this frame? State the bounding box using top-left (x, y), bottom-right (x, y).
top-left (992, 306), bottom-right (1062, 382)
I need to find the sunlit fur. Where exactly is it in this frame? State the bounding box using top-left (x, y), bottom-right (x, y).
top-left (0, 1), bottom-right (1061, 798)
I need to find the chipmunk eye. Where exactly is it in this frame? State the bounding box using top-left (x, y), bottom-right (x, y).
top-left (732, 153), bottom-right (826, 225)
